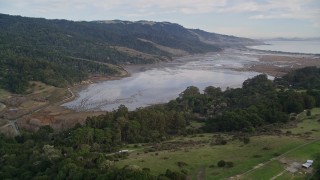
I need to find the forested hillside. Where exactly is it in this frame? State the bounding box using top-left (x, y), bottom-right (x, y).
top-left (0, 14), bottom-right (260, 93)
top-left (0, 67), bottom-right (319, 179)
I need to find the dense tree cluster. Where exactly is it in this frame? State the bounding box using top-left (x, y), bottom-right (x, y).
top-left (275, 66), bottom-right (320, 89)
top-left (165, 70), bottom-right (320, 132)
top-left (0, 104), bottom-right (189, 179)
top-left (83, 105), bottom-right (189, 145)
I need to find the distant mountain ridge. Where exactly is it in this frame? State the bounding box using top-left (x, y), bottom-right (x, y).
top-left (0, 13), bottom-right (260, 93)
top-left (94, 20), bottom-right (261, 48)
top-left (260, 37), bottom-right (320, 41)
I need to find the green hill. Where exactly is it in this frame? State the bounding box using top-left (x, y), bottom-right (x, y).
top-left (0, 14), bottom-right (259, 93)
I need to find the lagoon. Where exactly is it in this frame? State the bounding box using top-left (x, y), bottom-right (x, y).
top-left (63, 49), bottom-right (260, 111)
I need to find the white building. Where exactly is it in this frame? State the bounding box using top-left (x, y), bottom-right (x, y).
top-left (302, 160), bottom-right (313, 169)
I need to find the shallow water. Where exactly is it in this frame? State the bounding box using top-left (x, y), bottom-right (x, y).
top-left (249, 40), bottom-right (320, 54)
top-left (63, 49), bottom-right (260, 111)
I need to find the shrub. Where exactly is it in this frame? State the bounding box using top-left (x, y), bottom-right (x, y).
top-left (289, 116), bottom-right (296, 121)
top-left (226, 161), bottom-right (234, 168)
top-left (253, 155), bottom-right (262, 158)
top-left (273, 152), bottom-right (280, 156)
top-left (143, 168), bottom-right (151, 172)
top-left (212, 137), bottom-right (227, 145)
top-left (181, 169), bottom-right (189, 175)
top-left (243, 137), bottom-right (250, 144)
top-left (306, 110), bottom-right (311, 116)
top-left (217, 160), bottom-right (226, 167)
top-left (262, 147), bottom-right (271, 150)
top-left (164, 169), bottom-right (186, 180)
top-left (177, 161), bottom-right (188, 168)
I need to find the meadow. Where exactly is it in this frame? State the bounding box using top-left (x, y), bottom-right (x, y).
top-left (116, 108), bottom-right (320, 179)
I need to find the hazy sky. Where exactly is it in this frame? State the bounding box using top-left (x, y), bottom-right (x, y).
top-left (1, 0), bottom-right (319, 38)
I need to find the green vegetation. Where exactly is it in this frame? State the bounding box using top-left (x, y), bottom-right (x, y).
top-left (244, 161), bottom-right (284, 180)
top-left (312, 153), bottom-right (320, 180)
top-left (241, 107), bottom-right (320, 180)
top-left (0, 13), bottom-right (224, 93)
top-left (284, 108), bottom-right (320, 138)
top-left (285, 141), bottom-right (320, 161)
top-left (116, 136), bottom-right (305, 179)
top-left (0, 67), bottom-right (320, 179)
top-left (0, 88), bottom-right (10, 100)
top-left (275, 66), bottom-right (320, 90)
top-left (241, 139), bottom-right (320, 180)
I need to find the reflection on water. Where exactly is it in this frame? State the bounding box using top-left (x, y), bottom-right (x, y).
top-left (63, 50), bottom-right (260, 111)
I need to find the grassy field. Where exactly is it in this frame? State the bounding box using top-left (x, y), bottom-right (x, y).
top-left (286, 108), bottom-right (320, 138)
top-left (115, 108), bottom-right (320, 179)
top-left (285, 140), bottom-right (320, 162)
top-left (276, 171), bottom-right (306, 180)
top-left (0, 88), bottom-right (10, 101)
top-left (116, 136), bottom-right (306, 179)
top-left (243, 161), bottom-right (284, 180)
top-left (241, 140), bottom-right (320, 179)
top-left (28, 81), bottom-right (69, 103)
top-left (240, 108), bottom-right (320, 180)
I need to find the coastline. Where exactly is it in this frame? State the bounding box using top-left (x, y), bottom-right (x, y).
top-left (3, 48), bottom-right (320, 135)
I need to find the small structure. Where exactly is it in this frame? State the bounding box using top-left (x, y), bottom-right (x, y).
top-left (118, 149), bottom-right (129, 153)
top-left (302, 160), bottom-right (313, 169)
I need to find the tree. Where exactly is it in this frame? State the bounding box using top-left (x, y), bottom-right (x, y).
top-left (204, 86), bottom-right (222, 97)
top-left (180, 86), bottom-right (200, 97)
top-left (304, 95), bottom-right (316, 109)
top-left (116, 105), bottom-right (129, 119)
top-left (242, 74), bottom-right (274, 93)
top-left (33, 125), bottom-right (54, 141)
top-left (115, 116), bottom-right (128, 142)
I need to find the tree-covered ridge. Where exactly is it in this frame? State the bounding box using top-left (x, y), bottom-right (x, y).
top-left (0, 13), bottom-right (261, 93)
top-left (0, 14), bottom-right (219, 93)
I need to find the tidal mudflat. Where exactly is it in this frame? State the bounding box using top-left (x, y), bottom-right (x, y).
top-left (63, 49), bottom-right (262, 111)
